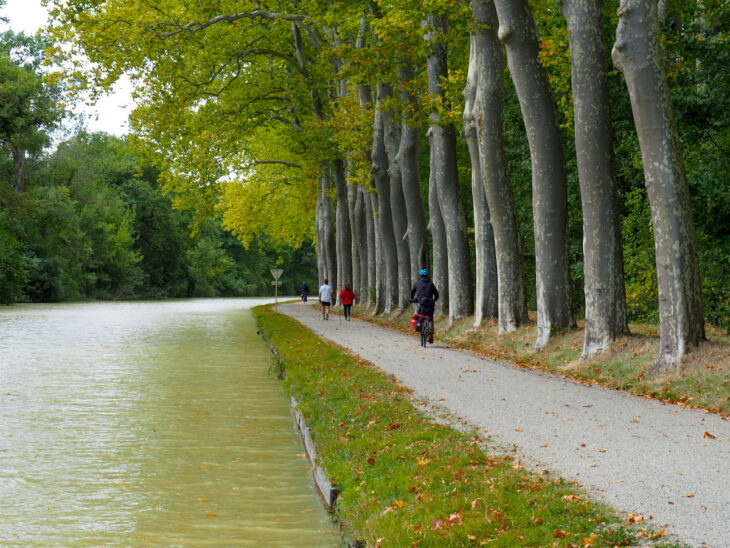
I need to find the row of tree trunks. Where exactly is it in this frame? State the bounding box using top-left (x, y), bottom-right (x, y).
top-left (492, 0), bottom-right (574, 348)
top-left (312, 0), bottom-right (703, 375)
top-left (426, 13), bottom-right (474, 324)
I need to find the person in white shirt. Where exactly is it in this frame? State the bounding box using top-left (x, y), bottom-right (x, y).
top-left (318, 279), bottom-right (333, 320)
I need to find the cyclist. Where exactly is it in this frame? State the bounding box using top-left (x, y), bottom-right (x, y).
top-left (410, 268), bottom-right (439, 343)
top-left (300, 281), bottom-right (310, 303)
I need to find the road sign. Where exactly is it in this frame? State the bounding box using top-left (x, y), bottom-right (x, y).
top-left (270, 268), bottom-right (283, 281)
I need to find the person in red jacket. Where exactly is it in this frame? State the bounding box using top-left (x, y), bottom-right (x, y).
top-left (338, 283), bottom-right (356, 321)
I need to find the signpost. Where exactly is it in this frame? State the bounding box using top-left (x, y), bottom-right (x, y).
top-left (270, 268), bottom-right (283, 310)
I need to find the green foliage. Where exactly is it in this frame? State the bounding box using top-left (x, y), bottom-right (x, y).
top-left (0, 31), bottom-right (64, 189)
top-left (40, 0), bottom-right (729, 329)
top-left (0, 214), bottom-right (27, 304)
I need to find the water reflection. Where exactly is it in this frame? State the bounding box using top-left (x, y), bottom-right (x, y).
top-left (0, 299), bottom-right (338, 547)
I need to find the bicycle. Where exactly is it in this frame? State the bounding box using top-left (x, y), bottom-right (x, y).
top-left (410, 299), bottom-right (434, 347)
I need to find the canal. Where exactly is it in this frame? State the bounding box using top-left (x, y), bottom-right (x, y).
top-left (0, 299), bottom-right (339, 547)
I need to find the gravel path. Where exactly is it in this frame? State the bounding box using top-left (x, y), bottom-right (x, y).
top-left (280, 303), bottom-right (730, 547)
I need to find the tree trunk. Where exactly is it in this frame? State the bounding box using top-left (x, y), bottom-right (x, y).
top-left (492, 0), bottom-right (574, 348)
top-left (315, 192), bottom-right (326, 284)
top-left (333, 158), bottom-right (353, 294)
top-left (320, 169), bottom-right (337, 290)
top-left (397, 63), bottom-right (429, 279)
top-left (14, 148), bottom-right (27, 193)
top-left (369, 191), bottom-right (387, 314)
top-left (464, 3), bottom-right (499, 327)
top-left (356, 186), bottom-right (370, 302)
top-left (557, 0), bottom-right (629, 359)
top-left (612, 0), bottom-right (704, 373)
top-left (426, 13), bottom-right (474, 323)
top-left (468, 0), bottom-right (529, 334)
top-left (429, 168), bottom-right (449, 318)
top-left (383, 85), bottom-right (412, 310)
top-left (371, 82), bottom-right (399, 313)
top-left (364, 189), bottom-right (377, 306)
top-left (348, 181), bottom-right (362, 301)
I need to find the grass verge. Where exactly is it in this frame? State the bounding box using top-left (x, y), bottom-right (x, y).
top-left (347, 305), bottom-right (730, 416)
top-left (254, 304), bottom-right (683, 547)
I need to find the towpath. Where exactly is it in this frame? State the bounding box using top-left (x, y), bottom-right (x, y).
top-left (279, 302), bottom-right (729, 547)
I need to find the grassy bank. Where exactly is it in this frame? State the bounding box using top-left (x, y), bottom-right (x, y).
top-left (254, 305), bottom-right (681, 547)
top-left (347, 305), bottom-right (730, 416)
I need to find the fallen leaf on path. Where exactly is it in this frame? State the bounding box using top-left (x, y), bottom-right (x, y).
top-left (703, 431), bottom-right (716, 439)
top-left (682, 493), bottom-right (695, 498)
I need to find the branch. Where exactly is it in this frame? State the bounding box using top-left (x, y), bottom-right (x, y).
top-left (151, 11), bottom-right (309, 38)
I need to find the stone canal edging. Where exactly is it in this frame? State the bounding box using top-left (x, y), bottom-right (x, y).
top-left (290, 396), bottom-right (339, 510)
top-left (257, 325), bottom-right (365, 547)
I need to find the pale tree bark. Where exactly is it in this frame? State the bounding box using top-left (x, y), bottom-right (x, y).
top-left (463, 2), bottom-right (499, 327)
top-left (426, 13), bottom-right (474, 323)
top-left (429, 175), bottom-right (449, 317)
top-left (383, 87), bottom-right (412, 310)
top-left (557, 0), bottom-right (629, 359)
top-left (361, 185), bottom-right (375, 303)
top-left (492, 0), bottom-right (574, 348)
top-left (469, 0), bottom-right (529, 334)
top-left (348, 182), bottom-right (362, 300)
top-left (369, 191), bottom-right (387, 314)
top-left (315, 193), bottom-right (325, 284)
top-left (397, 63), bottom-right (429, 280)
top-left (333, 158), bottom-right (353, 293)
top-left (320, 169), bottom-right (337, 289)
top-left (371, 82), bottom-right (399, 313)
top-left (612, 0), bottom-right (704, 373)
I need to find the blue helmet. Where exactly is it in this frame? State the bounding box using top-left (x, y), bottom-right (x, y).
top-left (419, 268), bottom-right (429, 277)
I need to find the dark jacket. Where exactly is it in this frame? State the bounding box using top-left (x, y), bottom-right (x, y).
top-left (410, 277), bottom-right (439, 304)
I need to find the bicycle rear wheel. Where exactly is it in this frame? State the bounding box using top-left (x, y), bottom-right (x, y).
top-left (420, 319), bottom-right (427, 347)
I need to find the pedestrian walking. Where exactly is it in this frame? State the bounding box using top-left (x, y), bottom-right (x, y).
top-left (338, 283), bottom-right (356, 321)
top-left (318, 279), bottom-right (333, 320)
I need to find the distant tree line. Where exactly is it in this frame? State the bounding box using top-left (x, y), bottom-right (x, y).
top-left (0, 31), bottom-right (316, 304)
top-left (46, 0), bottom-right (729, 373)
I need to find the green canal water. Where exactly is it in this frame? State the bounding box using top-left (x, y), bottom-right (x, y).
top-left (0, 299), bottom-right (339, 547)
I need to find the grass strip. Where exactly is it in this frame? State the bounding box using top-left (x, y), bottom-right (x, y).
top-left (254, 305), bottom-right (682, 547)
top-left (349, 305), bottom-right (729, 416)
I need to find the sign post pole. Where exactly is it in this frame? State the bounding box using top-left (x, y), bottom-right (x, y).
top-left (270, 269), bottom-right (284, 311)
